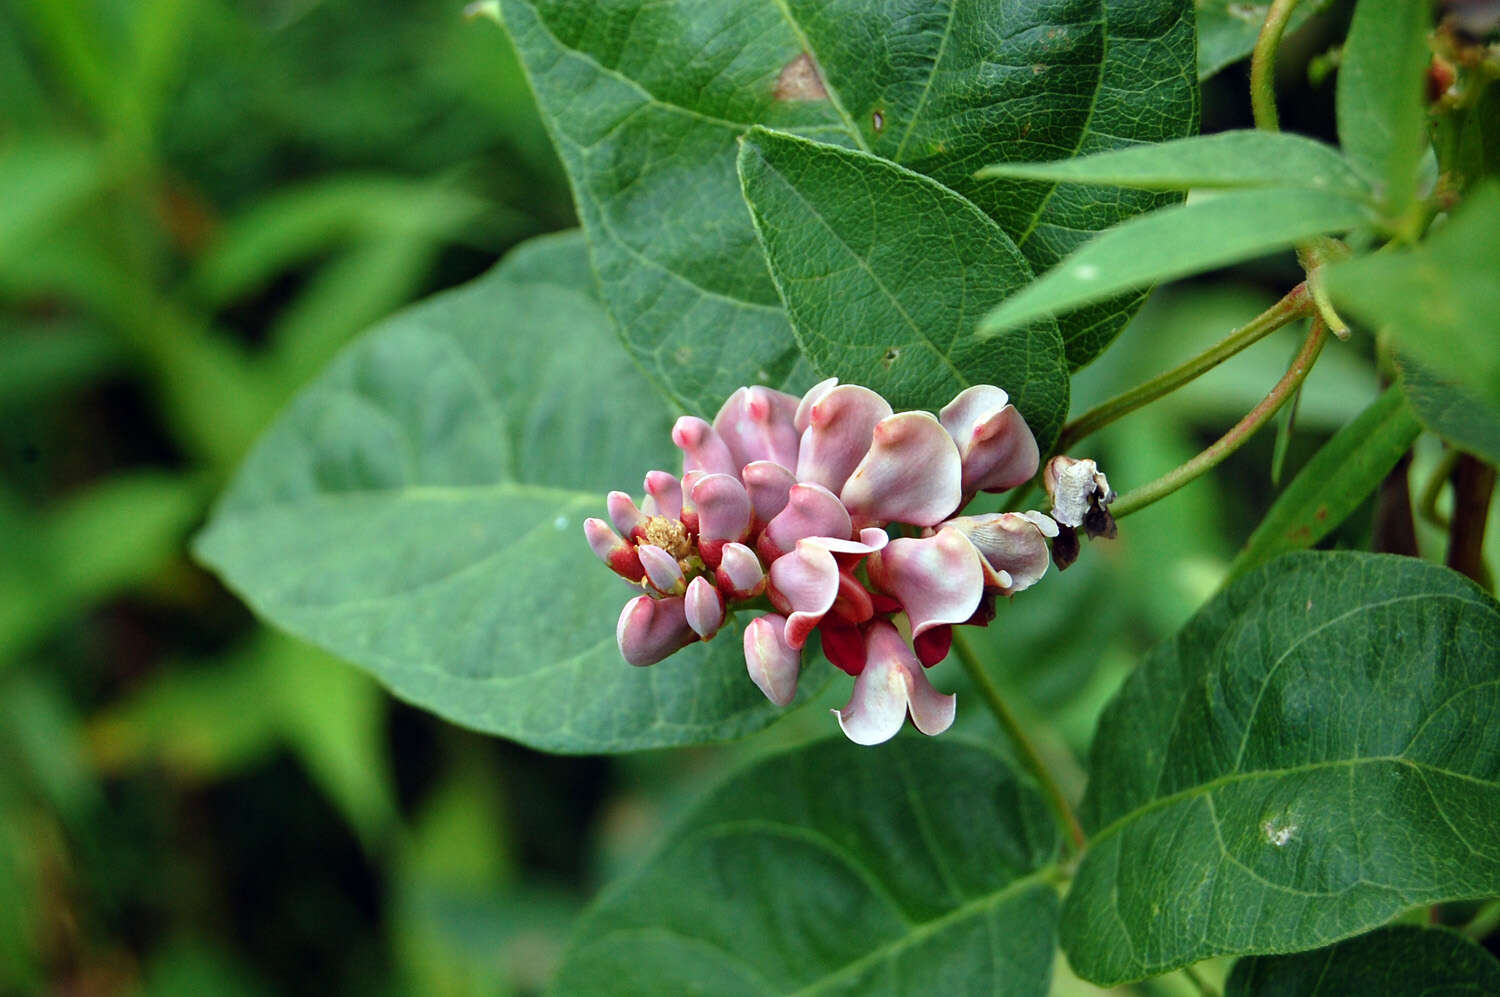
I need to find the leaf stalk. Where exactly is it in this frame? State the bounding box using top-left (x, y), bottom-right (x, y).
top-left (1113, 315), bottom-right (1330, 519)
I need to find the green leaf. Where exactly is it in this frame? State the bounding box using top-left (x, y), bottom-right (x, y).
top-left (551, 738), bottom-right (1061, 996)
top-left (1398, 356), bottom-right (1500, 468)
top-left (1225, 924), bottom-right (1500, 996)
top-left (1229, 387), bottom-right (1421, 578)
top-left (774, 0), bottom-right (1199, 369)
top-left (1062, 552), bottom-right (1500, 985)
top-left (1336, 0), bottom-right (1432, 218)
top-left (496, 0), bottom-right (1198, 409)
top-left (738, 128), bottom-right (1068, 449)
top-left (980, 188), bottom-right (1372, 337)
top-left (195, 233), bottom-right (830, 753)
top-left (1325, 183), bottom-right (1500, 416)
top-left (977, 131), bottom-right (1370, 199)
top-left (1196, 1), bottom-right (1332, 80)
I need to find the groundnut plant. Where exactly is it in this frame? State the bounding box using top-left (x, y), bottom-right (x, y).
top-left (197, 0), bottom-right (1500, 991)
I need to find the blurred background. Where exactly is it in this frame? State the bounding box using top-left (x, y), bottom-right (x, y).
top-left (1, 1), bottom-right (1490, 994)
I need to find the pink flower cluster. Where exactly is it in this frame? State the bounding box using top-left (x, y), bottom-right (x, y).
top-left (584, 379), bottom-right (1058, 745)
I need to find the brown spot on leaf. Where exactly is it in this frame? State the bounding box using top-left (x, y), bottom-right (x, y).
top-left (775, 53), bottom-right (828, 102)
top-left (882, 347), bottom-right (900, 366)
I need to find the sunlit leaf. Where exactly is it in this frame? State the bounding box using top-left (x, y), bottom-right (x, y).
top-left (195, 233), bottom-right (832, 753)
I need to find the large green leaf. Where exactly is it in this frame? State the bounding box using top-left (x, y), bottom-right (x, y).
top-left (1062, 552), bottom-right (1500, 985)
top-left (551, 737), bottom-right (1061, 996)
top-left (1325, 183), bottom-right (1500, 417)
top-left (195, 232), bottom-right (832, 753)
top-left (980, 187), bottom-right (1372, 337)
top-left (775, 0), bottom-right (1199, 369)
top-left (738, 128), bottom-right (1069, 449)
top-left (495, 0), bottom-right (1197, 411)
top-left (1225, 924), bottom-right (1500, 996)
top-left (1228, 387), bottom-right (1421, 579)
top-left (977, 131), bottom-right (1369, 199)
top-left (1336, 0), bottom-right (1431, 219)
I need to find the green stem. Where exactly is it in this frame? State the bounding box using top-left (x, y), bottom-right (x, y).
top-left (1464, 898), bottom-right (1500, 939)
top-left (1113, 317), bottom-right (1330, 519)
top-left (1249, 0), bottom-right (1303, 132)
top-left (951, 631), bottom-right (1087, 855)
top-left (1418, 448), bottom-right (1461, 530)
top-left (1056, 283), bottom-right (1312, 453)
top-left (1181, 963), bottom-right (1219, 997)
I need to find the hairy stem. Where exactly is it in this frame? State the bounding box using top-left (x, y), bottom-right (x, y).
top-left (951, 631), bottom-right (1087, 855)
top-left (1113, 317), bottom-right (1330, 519)
top-left (1057, 283), bottom-right (1312, 452)
top-left (1446, 454), bottom-right (1496, 590)
top-left (1249, 0), bottom-right (1303, 132)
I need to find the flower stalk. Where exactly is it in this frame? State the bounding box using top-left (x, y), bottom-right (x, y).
top-left (1249, 0), bottom-right (1303, 132)
top-left (952, 630), bottom-right (1087, 855)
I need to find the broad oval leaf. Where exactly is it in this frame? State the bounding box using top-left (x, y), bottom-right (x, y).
top-left (1228, 387), bottom-right (1422, 579)
top-left (194, 232), bottom-right (833, 753)
top-left (550, 737), bottom-right (1061, 996)
top-left (1225, 924), bottom-right (1500, 996)
top-left (495, 0), bottom-right (1197, 411)
top-left (977, 131), bottom-right (1370, 200)
top-left (980, 188), bottom-right (1373, 338)
top-left (738, 128), bottom-right (1069, 450)
top-left (1062, 551), bottom-right (1500, 985)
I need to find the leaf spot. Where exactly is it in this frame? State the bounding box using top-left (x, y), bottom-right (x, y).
top-left (872, 109), bottom-right (885, 133)
top-left (1075, 264), bottom-right (1100, 281)
top-left (774, 53), bottom-right (828, 102)
top-left (882, 347), bottom-right (901, 367)
top-left (1261, 815), bottom-right (1299, 847)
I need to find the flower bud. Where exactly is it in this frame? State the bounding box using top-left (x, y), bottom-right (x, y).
top-left (616, 595), bottom-right (696, 666)
top-left (744, 613), bottom-right (800, 706)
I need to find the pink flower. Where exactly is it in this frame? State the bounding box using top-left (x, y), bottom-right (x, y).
top-left (586, 378), bottom-right (1078, 745)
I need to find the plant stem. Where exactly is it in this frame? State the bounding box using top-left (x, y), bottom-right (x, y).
top-left (1249, 0), bottom-right (1303, 132)
top-left (1181, 963), bottom-right (1219, 997)
top-left (1418, 449), bottom-right (1462, 530)
top-left (1056, 283), bottom-right (1312, 453)
top-left (1464, 898), bottom-right (1500, 939)
top-left (951, 631), bottom-right (1087, 855)
top-left (1113, 317), bottom-right (1330, 519)
top-left (1446, 454), bottom-right (1497, 590)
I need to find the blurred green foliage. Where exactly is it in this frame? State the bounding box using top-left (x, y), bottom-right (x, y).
top-left (2, 0), bottom-right (1492, 994)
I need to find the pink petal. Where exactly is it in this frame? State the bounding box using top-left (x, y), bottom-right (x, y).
top-left (691, 473), bottom-right (752, 567)
top-left (866, 528), bottom-right (983, 636)
top-left (759, 482), bottom-right (852, 562)
top-left (794, 377), bottom-right (840, 433)
top-left (903, 657), bottom-right (957, 736)
top-left (744, 613), bottom-right (800, 706)
top-left (616, 595), bottom-right (696, 666)
top-left (713, 386), bottom-right (801, 471)
top-left (607, 491), bottom-right (648, 540)
top-left (678, 469), bottom-right (704, 533)
top-left (814, 528), bottom-right (889, 557)
top-left (684, 575), bottom-right (726, 639)
top-left (638, 543), bottom-right (685, 595)
top-left (833, 621), bottom-right (912, 745)
top-left (672, 416), bottom-right (738, 476)
top-left (943, 513), bottom-right (1052, 595)
top-left (584, 517), bottom-right (645, 582)
top-left (715, 542), bottom-right (766, 599)
top-left (795, 384), bottom-right (892, 494)
top-left (643, 471), bottom-right (683, 521)
top-left (767, 540), bottom-right (839, 648)
top-left (840, 412), bottom-right (962, 529)
top-left (939, 385), bottom-right (1040, 495)
top-left (741, 460), bottom-right (796, 528)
